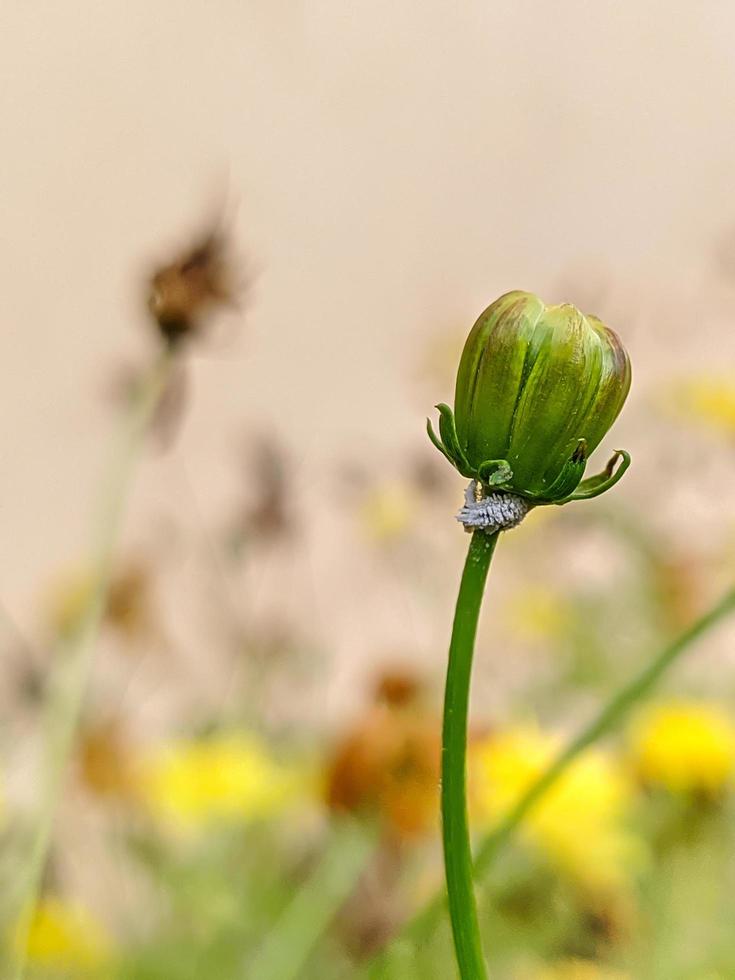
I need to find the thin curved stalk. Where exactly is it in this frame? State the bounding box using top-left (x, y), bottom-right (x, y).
top-left (364, 582), bottom-right (735, 975)
top-left (249, 820), bottom-right (374, 980)
top-left (10, 349), bottom-right (175, 980)
top-left (442, 530), bottom-right (498, 980)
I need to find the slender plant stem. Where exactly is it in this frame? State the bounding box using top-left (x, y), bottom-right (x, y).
top-left (364, 582), bottom-right (735, 976)
top-left (442, 530), bottom-right (498, 980)
top-left (249, 820), bottom-right (374, 980)
top-left (10, 349), bottom-right (175, 980)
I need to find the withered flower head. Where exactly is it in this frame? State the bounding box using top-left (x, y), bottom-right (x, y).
top-left (77, 719), bottom-right (136, 801)
top-left (326, 680), bottom-right (440, 840)
top-left (373, 667), bottom-right (423, 708)
top-left (147, 229), bottom-right (236, 346)
top-left (104, 562), bottom-right (156, 642)
top-left (228, 438), bottom-right (293, 553)
top-left (46, 559), bottom-right (157, 647)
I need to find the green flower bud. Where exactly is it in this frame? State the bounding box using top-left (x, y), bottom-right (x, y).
top-left (428, 290), bottom-right (631, 507)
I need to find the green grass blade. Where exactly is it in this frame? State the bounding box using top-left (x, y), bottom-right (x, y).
top-left (248, 821), bottom-right (374, 980)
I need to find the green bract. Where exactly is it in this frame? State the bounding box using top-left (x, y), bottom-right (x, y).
top-left (428, 290), bottom-right (632, 505)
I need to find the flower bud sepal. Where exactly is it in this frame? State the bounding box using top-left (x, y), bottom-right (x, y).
top-left (558, 448), bottom-right (630, 503)
top-left (427, 403), bottom-right (630, 507)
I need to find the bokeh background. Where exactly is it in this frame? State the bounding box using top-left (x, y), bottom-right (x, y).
top-left (2, 3), bottom-right (735, 978)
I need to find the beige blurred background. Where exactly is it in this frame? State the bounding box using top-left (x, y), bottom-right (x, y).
top-left (1, 1), bottom-right (734, 731)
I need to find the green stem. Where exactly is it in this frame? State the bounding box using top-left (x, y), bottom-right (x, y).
top-left (364, 582), bottom-right (735, 976)
top-left (442, 530), bottom-right (498, 980)
top-left (10, 349), bottom-right (175, 980)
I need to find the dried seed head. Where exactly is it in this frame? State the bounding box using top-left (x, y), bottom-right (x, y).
top-left (147, 230), bottom-right (236, 347)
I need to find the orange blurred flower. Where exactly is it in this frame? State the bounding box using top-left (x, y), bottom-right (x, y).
top-left (77, 719), bottom-right (137, 801)
top-left (325, 671), bottom-right (440, 840)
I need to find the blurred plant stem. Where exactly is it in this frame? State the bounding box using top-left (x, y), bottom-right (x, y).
top-left (10, 349), bottom-right (175, 980)
top-left (441, 530), bottom-right (497, 980)
top-left (248, 820), bottom-right (374, 980)
top-left (366, 581), bottom-right (735, 977)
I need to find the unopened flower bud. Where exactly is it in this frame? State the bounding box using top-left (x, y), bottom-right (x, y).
top-left (428, 290), bottom-right (631, 510)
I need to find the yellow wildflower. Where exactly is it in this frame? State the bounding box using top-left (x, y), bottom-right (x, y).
top-left (628, 701), bottom-right (735, 795)
top-left (505, 586), bottom-right (572, 644)
top-left (359, 483), bottom-right (415, 543)
top-left (137, 732), bottom-right (307, 833)
top-left (18, 897), bottom-right (112, 973)
top-left (663, 377), bottom-right (735, 435)
top-left (472, 726), bottom-right (643, 898)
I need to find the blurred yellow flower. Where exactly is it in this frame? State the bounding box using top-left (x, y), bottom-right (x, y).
top-left (663, 377), bottom-right (735, 435)
top-left (18, 897), bottom-right (112, 973)
top-left (520, 959), bottom-right (629, 980)
top-left (472, 726), bottom-right (643, 897)
top-left (359, 483), bottom-right (415, 543)
top-left (505, 586), bottom-right (572, 644)
top-left (137, 732), bottom-right (308, 833)
top-left (628, 701), bottom-right (735, 795)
